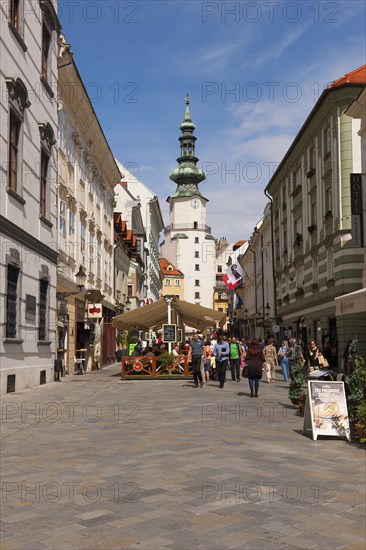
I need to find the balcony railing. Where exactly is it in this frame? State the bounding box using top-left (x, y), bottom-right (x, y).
top-left (164, 223), bottom-right (211, 235)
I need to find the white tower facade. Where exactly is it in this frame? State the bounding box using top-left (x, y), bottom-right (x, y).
top-left (161, 96), bottom-right (215, 308)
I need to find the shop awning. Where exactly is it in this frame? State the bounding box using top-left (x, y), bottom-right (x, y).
top-left (112, 297), bottom-right (226, 331)
top-left (335, 288), bottom-right (366, 316)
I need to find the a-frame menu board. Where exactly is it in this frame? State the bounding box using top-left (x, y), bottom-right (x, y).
top-left (303, 381), bottom-right (351, 441)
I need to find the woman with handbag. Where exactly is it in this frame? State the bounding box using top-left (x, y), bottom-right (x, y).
top-left (246, 339), bottom-right (265, 397)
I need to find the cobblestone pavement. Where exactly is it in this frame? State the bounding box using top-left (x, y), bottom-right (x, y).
top-left (1, 364), bottom-right (365, 549)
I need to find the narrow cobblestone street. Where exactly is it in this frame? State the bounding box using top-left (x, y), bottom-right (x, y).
top-left (1, 365), bottom-right (365, 549)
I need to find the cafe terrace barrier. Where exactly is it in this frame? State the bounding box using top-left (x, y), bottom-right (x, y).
top-left (122, 355), bottom-right (193, 378)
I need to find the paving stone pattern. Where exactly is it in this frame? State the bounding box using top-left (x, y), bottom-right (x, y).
top-left (1, 365), bottom-right (365, 549)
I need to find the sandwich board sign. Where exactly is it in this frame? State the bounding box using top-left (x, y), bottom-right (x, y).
top-left (303, 380), bottom-right (351, 441)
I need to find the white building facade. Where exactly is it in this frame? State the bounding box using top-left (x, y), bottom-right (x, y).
top-left (0, 0), bottom-right (60, 394)
top-left (115, 161), bottom-right (164, 303)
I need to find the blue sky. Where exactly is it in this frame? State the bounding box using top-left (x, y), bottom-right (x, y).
top-left (59, 0), bottom-right (366, 242)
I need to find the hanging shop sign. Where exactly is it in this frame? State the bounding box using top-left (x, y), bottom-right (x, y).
top-left (87, 303), bottom-right (103, 319)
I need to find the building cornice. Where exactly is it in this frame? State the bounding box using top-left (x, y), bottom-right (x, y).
top-left (0, 216), bottom-right (58, 264)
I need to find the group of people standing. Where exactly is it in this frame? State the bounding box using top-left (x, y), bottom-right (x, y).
top-left (187, 332), bottom-right (347, 397)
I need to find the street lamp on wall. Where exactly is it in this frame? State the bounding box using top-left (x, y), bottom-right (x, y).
top-left (56, 266), bottom-right (87, 301)
top-left (125, 297), bottom-right (131, 311)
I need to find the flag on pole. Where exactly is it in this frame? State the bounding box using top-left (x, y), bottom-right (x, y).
top-left (222, 262), bottom-right (245, 290)
top-left (236, 294), bottom-right (243, 309)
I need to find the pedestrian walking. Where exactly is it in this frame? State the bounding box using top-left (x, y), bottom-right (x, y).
top-left (246, 339), bottom-right (265, 397)
top-left (229, 337), bottom-right (242, 382)
top-left (277, 340), bottom-right (289, 382)
top-left (213, 335), bottom-right (230, 388)
top-left (189, 333), bottom-right (204, 388)
top-left (203, 339), bottom-right (212, 382)
top-left (263, 337), bottom-right (278, 383)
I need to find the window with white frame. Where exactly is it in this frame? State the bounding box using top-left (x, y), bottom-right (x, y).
top-left (80, 222), bottom-right (86, 257)
top-left (67, 124), bottom-right (74, 163)
top-left (165, 279), bottom-right (171, 286)
top-left (97, 241), bottom-right (101, 279)
top-left (174, 279), bottom-right (180, 286)
top-left (89, 232), bottom-right (94, 272)
top-left (68, 210), bottom-right (75, 238)
top-left (88, 166), bottom-right (93, 196)
top-left (59, 200), bottom-right (66, 238)
top-left (79, 151), bottom-right (85, 182)
top-left (323, 126), bottom-right (331, 156)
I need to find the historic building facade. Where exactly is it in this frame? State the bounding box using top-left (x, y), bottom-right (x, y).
top-left (266, 66), bottom-right (366, 360)
top-left (160, 96), bottom-right (215, 308)
top-left (57, 51), bottom-right (121, 373)
top-left (160, 258), bottom-right (184, 300)
top-left (115, 161), bottom-right (164, 303)
top-left (0, 0), bottom-right (60, 393)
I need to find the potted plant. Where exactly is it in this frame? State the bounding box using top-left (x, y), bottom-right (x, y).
top-left (298, 392), bottom-right (306, 416)
top-left (347, 340), bottom-right (366, 443)
top-left (158, 351), bottom-right (176, 372)
top-left (288, 343), bottom-right (305, 406)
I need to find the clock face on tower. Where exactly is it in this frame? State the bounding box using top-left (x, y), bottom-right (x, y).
top-left (190, 199), bottom-right (200, 209)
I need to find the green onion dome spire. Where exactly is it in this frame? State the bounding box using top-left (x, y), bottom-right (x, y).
top-left (169, 95), bottom-right (206, 198)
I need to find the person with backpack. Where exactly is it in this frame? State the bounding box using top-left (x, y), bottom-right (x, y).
top-left (229, 337), bottom-right (243, 382)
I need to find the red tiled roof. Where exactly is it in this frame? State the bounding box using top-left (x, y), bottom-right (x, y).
top-left (327, 65), bottom-right (366, 89)
top-left (160, 258), bottom-right (184, 276)
top-left (233, 239), bottom-right (246, 248)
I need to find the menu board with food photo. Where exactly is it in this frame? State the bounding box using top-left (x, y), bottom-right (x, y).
top-left (303, 381), bottom-right (351, 441)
